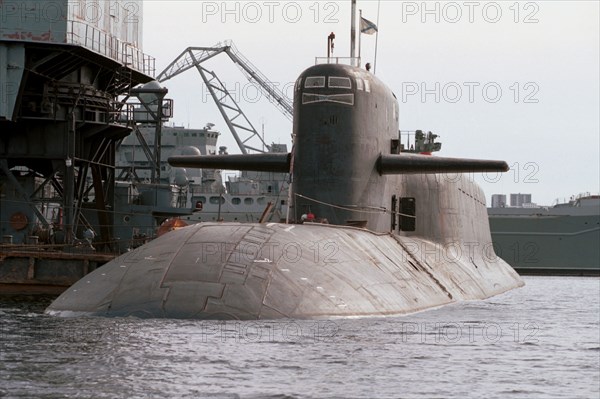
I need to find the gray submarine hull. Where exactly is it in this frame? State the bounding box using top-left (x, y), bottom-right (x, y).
top-left (47, 62), bottom-right (524, 319)
top-left (47, 220), bottom-right (522, 319)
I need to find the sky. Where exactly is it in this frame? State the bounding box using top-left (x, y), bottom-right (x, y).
top-left (142, 0), bottom-right (599, 206)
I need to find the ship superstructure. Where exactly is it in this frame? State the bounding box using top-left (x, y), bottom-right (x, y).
top-left (115, 124), bottom-right (290, 223)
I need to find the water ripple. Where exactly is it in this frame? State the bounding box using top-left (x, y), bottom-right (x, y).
top-left (1, 276), bottom-right (599, 398)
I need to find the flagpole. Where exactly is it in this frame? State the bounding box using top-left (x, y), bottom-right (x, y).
top-left (350, 0), bottom-right (357, 66)
top-left (358, 9), bottom-right (362, 67)
top-left (374, 0), bottom-right (381, 74)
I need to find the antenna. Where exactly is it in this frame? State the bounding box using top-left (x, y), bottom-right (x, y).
top-left (327, 32), bottom-right (336, 59)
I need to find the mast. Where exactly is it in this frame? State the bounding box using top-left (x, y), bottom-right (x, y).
top-left (350, 0), bottom-right (357, 65)
top-left (358, 9), bottom-right (362, 67)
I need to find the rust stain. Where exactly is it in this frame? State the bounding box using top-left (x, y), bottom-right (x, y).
top-left (2, 30), bottom-right (53, 42)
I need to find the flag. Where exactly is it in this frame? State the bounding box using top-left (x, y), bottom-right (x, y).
top-left (360, 16), bottom-right (378, 35)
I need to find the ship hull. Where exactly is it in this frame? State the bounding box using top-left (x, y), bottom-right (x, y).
top-left (46, 222), bottom-right (523, 319)
top-left (489, 210), bottom-right (600, 276)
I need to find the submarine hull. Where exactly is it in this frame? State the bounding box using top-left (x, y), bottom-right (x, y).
top-left (47, 62), bottom-right (524, 319)
top-left (46, 221), bottom-right (523, 319)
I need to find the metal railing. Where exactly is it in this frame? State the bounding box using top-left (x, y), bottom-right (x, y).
top-left (66, 21), bottom-right (155, 77)
top-left (315, 57), bottom-right (361, 66)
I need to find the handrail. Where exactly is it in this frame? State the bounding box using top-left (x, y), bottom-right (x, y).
top-left (315, 57), bottom-right (361, 65)
top-left (66, 20), bottom-right (155, 77)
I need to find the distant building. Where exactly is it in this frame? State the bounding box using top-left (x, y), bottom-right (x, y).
top-left (510, 193), bottom-right (532, 207)
top-left (491, 194), bottom-right (507, 208)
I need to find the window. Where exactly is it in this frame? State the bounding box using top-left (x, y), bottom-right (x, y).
top-left (232, 197), bottom-right (241, 205)
top-left (244, 198), bottom-right (254, 205)
top-left (356, 78), bottom-right (364, 91)
top-left (302, 93), bottom-right (354, 105)
top-left (257, 197), bottom-right (266, 205)
top-left (329, 77), bottom-right (352, 89)
top-left (364, 80), bottom-right (371, 93)
top-left (305, 76), bottom-right (325, 88)
top-left (209, 196), bottom-right (225, 205)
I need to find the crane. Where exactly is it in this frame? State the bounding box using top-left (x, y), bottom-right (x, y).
top-left (156, 41), bottom-right (293, 154)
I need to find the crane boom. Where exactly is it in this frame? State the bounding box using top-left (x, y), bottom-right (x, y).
top-left (155, 41), bottom-right (292, 154)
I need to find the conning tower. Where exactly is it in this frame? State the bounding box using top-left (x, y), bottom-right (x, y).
top-left (293, 63), bottom-right (398, 227)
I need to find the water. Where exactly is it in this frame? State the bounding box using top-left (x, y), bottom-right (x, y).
top-left (1, 276), bottom-right (598, 399)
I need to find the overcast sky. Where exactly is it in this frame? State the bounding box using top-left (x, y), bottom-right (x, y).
top-left (142, 1), bottom-right (599, 205)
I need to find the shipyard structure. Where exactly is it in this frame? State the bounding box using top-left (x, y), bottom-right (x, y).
top-left (0, 0), bottom-right (155, 292)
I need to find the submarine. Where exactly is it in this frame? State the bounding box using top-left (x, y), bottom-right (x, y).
top-left (46, 58), bottom-right (524, 319)
top-left (47, 4), bottom-right (524, 319)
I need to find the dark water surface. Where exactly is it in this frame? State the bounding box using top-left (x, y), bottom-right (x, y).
top-left (1, 276), bottom-right (599, 399)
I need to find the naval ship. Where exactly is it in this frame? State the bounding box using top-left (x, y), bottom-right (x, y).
top-left (488, 194), bottom-right (600, 275)
top-left (47, 3), bottom-right (524, 318)
top-left (116, 124), bottom-right (290, 224)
